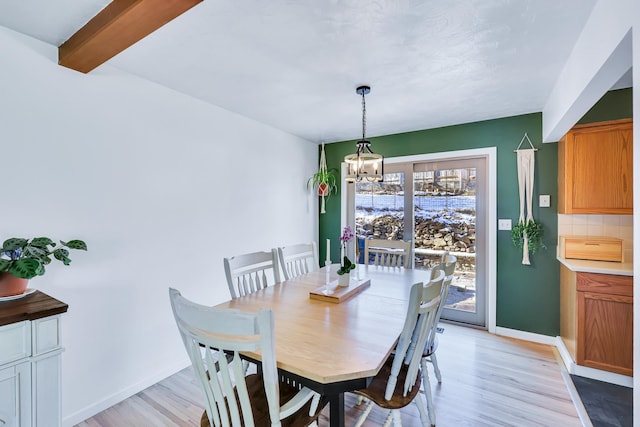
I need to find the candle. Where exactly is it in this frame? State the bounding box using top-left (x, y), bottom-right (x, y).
top-left (326, 239), bottom-right (330, 262)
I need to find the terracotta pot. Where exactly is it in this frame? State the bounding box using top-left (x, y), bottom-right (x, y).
top-left (317, 183), bottom-right (329, 197)
top-left (0, 272), bottom-right (29, 297)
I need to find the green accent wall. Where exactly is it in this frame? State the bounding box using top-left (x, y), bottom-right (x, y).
top-left (319, 87), bottom-right (632, 336)
top-left (321, 113), bottom-right (560, 336)
top-left (578, 88), bottom-right (633, 124)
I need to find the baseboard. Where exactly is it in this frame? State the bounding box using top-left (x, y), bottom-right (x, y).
top-left (555, 336), bottom-right (576, 374)
top-left (62, 359), bottom-right (191, 427)
top-left (555, 337), bottom-right (633, 388)
top-left (494, 326), bottom-right (558, 346)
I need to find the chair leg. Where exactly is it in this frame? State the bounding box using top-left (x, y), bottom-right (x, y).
top-left (421, 359), bottom-right (436, 426)
top-left (413, 396), bottom-right (432, 427)
top-left (354, 399), bottom-right (375, 427)
top-left (431, 353), bottom-right (442, 383)
top-left (389, 409), bottom-right (402, 427)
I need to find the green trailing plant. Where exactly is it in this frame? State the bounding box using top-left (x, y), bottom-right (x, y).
top-left (0, 237), bottom-right (88, 279)
top-left (306, 168), bottom-right (338, 196)
top-left (511, 221), bottom-right (546, 254)
top-left (308, 143), bottom-right (337, 214)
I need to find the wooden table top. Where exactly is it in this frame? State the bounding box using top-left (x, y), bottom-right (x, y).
top-left (215, 265), bottom-right (432, 384)
top-left (0, 290), bottom-right (69, 327)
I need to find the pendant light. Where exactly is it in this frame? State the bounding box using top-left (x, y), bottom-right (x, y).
top-left (345, 85), bottom-right (384, 182)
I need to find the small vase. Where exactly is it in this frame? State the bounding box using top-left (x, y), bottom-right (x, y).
top-left (0, 272), bottom-right (29, 297)
top-left (337, 273), bottom-right (350, 287)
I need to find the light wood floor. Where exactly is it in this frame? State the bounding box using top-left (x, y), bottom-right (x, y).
top-left (75, 324), bottom-right (582, 427)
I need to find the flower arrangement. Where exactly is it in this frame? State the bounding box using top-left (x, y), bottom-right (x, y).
top-left (337, 226), bottom-right (356, 276)
top-left (0, 237), bottom-right (88, 280)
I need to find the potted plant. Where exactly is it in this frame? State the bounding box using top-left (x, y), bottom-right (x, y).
top-left (0, 237), bottom-right (87, 297)
top-left (307, 144), bottom-right (337, 214)
top-left (336, 226), bottom-right (356, 286)
top-left (511, 220), bottom-right (546, 262)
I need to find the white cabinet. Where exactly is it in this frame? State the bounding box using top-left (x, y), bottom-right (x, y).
top-left (0, 316), bottom-right (63, 427)
top-left (0, 362), bottom-right (30, 427)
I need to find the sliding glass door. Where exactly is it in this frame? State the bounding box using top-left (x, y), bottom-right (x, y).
top-left (351, 155), bottom-right (487, 326)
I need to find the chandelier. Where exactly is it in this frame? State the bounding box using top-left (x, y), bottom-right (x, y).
top-left (344, 85), bottom-right (384, 182)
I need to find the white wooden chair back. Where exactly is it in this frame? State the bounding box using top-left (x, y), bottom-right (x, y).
top-left (224, 250), bottom-right (280, 299)
top-left (169, 288), bottom-right (281, 427)
top-left (385, 270), bottom-right (444, 400)
top-left (169, 289), bottom-right (320, 427)
top-left (277, 242), bottom-right (319, 280)
top-left (429, 254), bottom-right (457, 332)
top-left (364, 239), bottom-right (412, 268)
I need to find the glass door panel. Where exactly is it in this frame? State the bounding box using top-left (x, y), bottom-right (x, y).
top-left (354, 168), bottom-right (409, 263)
top-left (413, 158), bottom-right (485, 325)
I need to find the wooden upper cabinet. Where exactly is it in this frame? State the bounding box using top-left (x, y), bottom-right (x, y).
top-left (558, 119), bottom-right (633, 214)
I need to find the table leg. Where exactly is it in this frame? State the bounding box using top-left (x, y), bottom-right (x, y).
top-left (328, 392), bottom-right (345, 427)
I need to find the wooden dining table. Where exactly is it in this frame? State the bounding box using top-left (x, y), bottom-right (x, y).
top-left (214, 264), bottom-right (433, 427)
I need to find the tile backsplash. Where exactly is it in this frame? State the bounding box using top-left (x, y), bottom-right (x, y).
top-left (557, 214), bottom-right (633, 261)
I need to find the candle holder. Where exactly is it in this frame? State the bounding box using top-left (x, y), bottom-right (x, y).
top-left (323, 260), bottom-right (333, 295)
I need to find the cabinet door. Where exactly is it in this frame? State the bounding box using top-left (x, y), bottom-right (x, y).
top-left (559, 119), bottom-right (633, 214)
top-left (0, 363), bottom-right (31, 427)
top-left (31, 353), bottom-right (61, 427)
top-left (577, 291), bottom-right (633, 376)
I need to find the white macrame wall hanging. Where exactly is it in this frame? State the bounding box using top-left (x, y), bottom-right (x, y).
top-left (514, 133), bottom-right (538, 265)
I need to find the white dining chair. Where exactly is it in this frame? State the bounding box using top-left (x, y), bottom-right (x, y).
top-left (224, 249), bottom-right (280, 299)
top-left (364, 238), bottom-right (412, 268)
top-left (352, 270), bottom-right (444, 427)
top-left (168, 288), bottom-right (324, 427)
top-left (276, 242), bottom-right (319, 280)
top-left (421, 252), bottom-right (457, 426)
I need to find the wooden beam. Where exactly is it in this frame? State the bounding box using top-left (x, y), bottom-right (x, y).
top-left (58, 0), bottom-right (202, 73)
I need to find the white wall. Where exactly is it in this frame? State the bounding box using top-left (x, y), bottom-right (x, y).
top-left (0, 27), bottom-right (318, 425)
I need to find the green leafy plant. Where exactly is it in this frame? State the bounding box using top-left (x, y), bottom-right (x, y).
top-left (307, 168), bottom-right (338, 196)
top-left (511, 221), bottom-right (546, 254)
top-left (0, 237), bottom-right (88, 279)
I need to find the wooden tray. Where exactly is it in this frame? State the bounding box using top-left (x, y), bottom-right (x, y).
top-left (309, 279), bottom-right (370, 303)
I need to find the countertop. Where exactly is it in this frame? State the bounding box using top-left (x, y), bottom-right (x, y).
top-left (0, 290), bottom-right (68, 327)
top-left (557, 256), bottom-right (633, 276)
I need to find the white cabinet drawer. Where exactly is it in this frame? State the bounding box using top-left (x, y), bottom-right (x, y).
top-left (0, 322), bottom-right (31, 367)
top-left (32, 316), bottom-right (61, 356)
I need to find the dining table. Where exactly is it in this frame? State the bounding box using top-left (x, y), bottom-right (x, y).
top-left (214, 264), bottom-right (433, 427)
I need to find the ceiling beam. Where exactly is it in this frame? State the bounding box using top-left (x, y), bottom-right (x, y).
top-left (58, 0), bottom-right (202, 73)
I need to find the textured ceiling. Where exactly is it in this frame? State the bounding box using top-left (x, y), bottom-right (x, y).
top-left (0, 0), bottom-right (605, 143)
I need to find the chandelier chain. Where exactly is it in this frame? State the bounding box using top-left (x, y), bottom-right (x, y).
top-left (361, 90), bottom-right (366, 141)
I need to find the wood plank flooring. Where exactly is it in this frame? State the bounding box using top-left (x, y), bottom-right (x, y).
top-left (75, 324), bottom-right (582, 427)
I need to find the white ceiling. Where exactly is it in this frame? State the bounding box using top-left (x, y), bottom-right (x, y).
top-left (0, 0), bottom-right (615, 143)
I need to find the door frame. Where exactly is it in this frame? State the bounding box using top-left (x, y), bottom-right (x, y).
top-left (342, 147), bottom-right (497, 333)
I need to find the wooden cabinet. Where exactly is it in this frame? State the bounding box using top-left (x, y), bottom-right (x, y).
top-left (577, 272), bottom-right (633, 376)
top-left (0, 292), bottom-right (68, 427)
top-left (560, 267), bottom-right (633, 376)
top-left (558, 119), bottom-right (633, 214)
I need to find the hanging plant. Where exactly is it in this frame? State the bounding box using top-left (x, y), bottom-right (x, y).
top-left (307, 143), bottom-right (337, 213)
top-left (511, 220), bottom-right (546, 254)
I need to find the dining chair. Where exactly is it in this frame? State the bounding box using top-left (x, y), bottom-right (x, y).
top-left (276, 242), bottom-right (319, 280)
top-left (224, 249), bottom-right (280, 299)
top-left (169, 288), bottom-right (324, 427)
top-left (420, 252), bottom-right (457, 426)
top-left (352, 270), bottom-right (445, 427)
top-left (363, 238), bottom-right (413, 268)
